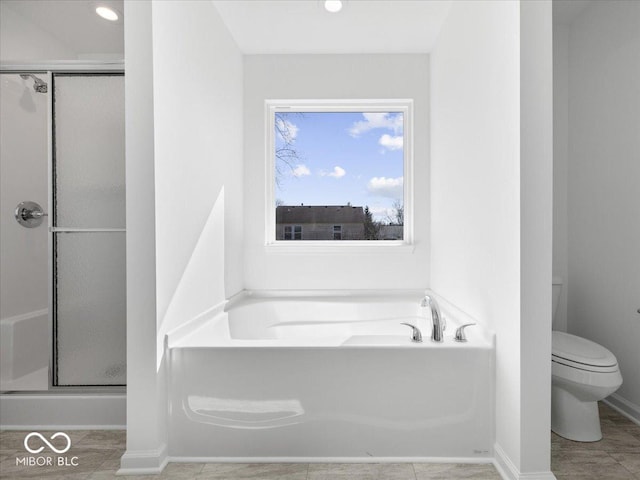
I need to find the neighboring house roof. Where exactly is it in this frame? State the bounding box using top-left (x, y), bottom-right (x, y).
top-left (276, 205), bottom-right (365, 224)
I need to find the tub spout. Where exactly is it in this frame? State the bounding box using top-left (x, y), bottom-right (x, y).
top-left (421, 295), bottom-right (444, 342)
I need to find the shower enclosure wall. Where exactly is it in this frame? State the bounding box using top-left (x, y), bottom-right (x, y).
top-left (0, 71), bottom-right (126, 393)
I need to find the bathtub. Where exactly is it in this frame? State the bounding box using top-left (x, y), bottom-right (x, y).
top-left (167, 291), bottom-right (495, 461)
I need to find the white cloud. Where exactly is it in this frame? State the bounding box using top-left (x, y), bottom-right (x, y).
top-left (378, 134), bottom-right (403, 151)
top-left (275, 117), bottom-right (299, 143)
top-left (319, 166), bottom-right (346, 178)
top-left (370, 206), bottom-right (394, 219)
top-left (292, 164), bottom-right (310, 177)
top-left (348, 112), bottom-right (403, 137)
top-left (367, 176), bottom-right (403, 198)
top-left (326, 166), bottom-right (346, 178)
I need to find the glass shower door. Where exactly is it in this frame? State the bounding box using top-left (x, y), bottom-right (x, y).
top-left (52, 74), bottom-right (126, 386)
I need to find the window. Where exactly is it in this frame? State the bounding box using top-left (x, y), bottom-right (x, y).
top-left (283, 225), bottom-right (302, 240)
top-left (267, 100), bottom-right (413, 246)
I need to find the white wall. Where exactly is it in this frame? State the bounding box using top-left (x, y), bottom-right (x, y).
top-left (0, 1), bottom-right (75, 329)
top-left (0, 2), bottom-right (75, 62)
top-left (122, 0), bottom-right (165, 471)
top-left (431, 0), bottom-right (553, 476)
top-left (566, 0), bottom-right (640, 418)
top-left (152, 0), bottom-right (243, 348)
top-left (552, 19), bottom-right (569, 333)
top-left (0, 73), bottom-right (49, 391)
top-left (122, 0), bottom-right (243, 471)
top-left (0, 74), bottom-right (49, 320)
top-left (519, 0), bottom-right (553, 472)
top-left (243, 54), bottom-right (430, 290)
top-left (430, 0), bottom-right (521, 464)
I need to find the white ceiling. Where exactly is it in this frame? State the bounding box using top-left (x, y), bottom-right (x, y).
top-left (212, 0), bottom-right (453, 54)
top-left (2, 0), bottom-right (590, 60)
top-left (3, 0), bottom-right (124, 55)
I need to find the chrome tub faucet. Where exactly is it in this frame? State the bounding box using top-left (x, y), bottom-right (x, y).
top-left (421, 294), bottom-right (444, 342)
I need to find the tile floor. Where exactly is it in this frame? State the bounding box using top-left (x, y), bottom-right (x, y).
top-left (551, 403), bottom-right (640, 480)
top-left (1, 403), bottom-right (638, 479)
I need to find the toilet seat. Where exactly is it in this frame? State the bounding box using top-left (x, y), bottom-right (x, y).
top-left (552, 331), bottom-right (619, 373)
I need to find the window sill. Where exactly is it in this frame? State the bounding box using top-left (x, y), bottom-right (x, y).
top-left (264, 241), bottom-right (416, 255)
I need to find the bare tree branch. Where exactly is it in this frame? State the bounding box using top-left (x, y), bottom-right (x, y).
top-left (274, 112), bottom-right (305, 188)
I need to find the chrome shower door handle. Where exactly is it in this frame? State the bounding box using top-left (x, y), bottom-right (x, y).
top-left (15, 201), bottom-right (48, 228)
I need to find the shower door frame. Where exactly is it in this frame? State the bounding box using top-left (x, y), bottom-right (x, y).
top-left (1, 62), bottom-right (125, 392)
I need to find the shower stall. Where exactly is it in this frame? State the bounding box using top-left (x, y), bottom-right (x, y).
top-left (0, 71), bottom-right (126, 395)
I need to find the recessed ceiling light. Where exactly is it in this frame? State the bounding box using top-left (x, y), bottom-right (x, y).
top-left (96, 5), bottom-right (119, 22)
top-left (324, 0), bottom-right (343, 13)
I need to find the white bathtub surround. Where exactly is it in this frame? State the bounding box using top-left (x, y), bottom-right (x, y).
top-left (166, 290), bottom-right (495, 462)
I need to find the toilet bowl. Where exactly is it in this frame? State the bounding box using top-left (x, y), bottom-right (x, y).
top-left (550, 279), bottom-right (623, 441)
top-left (551, 331), bottom-right (623, 441)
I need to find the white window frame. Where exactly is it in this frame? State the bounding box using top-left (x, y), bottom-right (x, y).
top-left (265, 99), bottom-right (414, 253)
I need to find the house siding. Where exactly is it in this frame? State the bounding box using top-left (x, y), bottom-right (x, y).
top-left (276, 222), bottom-right (364, 240)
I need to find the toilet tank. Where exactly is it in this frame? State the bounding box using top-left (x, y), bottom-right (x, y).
top-left (552, 277), bottom-right (563, 329)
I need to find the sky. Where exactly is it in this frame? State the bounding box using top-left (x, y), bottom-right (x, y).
top-left (274, 111), bottom-right (404, 222)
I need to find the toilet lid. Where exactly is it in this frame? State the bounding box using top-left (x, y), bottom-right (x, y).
top-left (552, 331), bottom-right (618, 368)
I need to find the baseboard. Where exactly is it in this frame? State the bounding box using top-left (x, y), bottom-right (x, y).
top-left (493, 443), bottom-right (557, 480)
top-left (517, 473), bottom-right (557, 480)
top-left (167, 456), bottom-right (494, 464)
top-left (0, 393), bottom-right (126, 429)
top-left (493, 443), bottom-right (519, 480)
top-left (118, 443), bottom-right (168, 475)
top-left (604, 394), bottom-right (640, 426)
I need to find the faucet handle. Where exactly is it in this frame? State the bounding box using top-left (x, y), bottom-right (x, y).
top-left (454, 323), bottom-right (476, 342)
top-left (400, 323), bottom-right (423, 343)
top-left (454, 323), bottom-right (475, 342)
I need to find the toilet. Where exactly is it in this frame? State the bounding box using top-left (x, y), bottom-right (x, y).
top-left (551, 278), bottom-right (623, 441)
